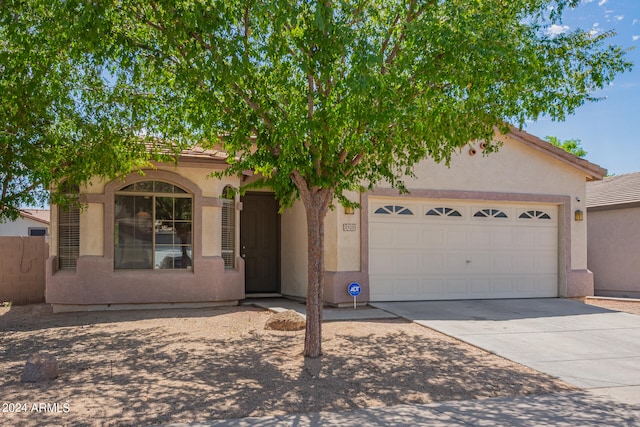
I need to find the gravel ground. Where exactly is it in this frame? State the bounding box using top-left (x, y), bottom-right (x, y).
top-left (0, 303), bottom-right (575, 427)
top-left (584, 297), bottom-right (640, 316)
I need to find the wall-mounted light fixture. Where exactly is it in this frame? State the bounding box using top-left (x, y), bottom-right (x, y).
top-left (344, 206), bottom-right (355, 215)
top-left (574, 210), bottom-right (584, 221)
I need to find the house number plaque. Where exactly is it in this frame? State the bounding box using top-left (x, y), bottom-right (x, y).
top-left (343, 223), bottom-right (356, 232)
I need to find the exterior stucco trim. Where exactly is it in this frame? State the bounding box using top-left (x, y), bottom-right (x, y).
top-left (46, 168), bottom-right (246, 307)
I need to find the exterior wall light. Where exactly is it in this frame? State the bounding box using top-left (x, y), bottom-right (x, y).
top-left (574, 210), bottom-right (584, 221)
top-left (344, 206), bottom-right (355, 215)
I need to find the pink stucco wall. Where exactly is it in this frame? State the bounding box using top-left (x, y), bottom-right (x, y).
top-left (0, 237), bottom-right (48, 305)
top-left (588, 207), bottom-right (640, 298)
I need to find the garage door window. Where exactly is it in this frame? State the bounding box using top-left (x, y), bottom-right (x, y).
top-left (519, 210), bottom-right (551, 219)
top-left (374, 205), bottom-right (413, 215)
top-left (473, 208), bottom-right (508, 218)
top-left (426, 207), bottom-right (462, 217)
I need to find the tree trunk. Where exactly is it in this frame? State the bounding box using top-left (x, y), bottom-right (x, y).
top-left (292, 173), bottom-right (333, 358)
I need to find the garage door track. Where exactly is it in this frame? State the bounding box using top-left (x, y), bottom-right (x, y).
top-left (371, 298), bottom-right (640, 405)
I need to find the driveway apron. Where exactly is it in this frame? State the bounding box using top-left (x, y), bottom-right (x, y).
top-left (371, 298), bottom-right (640, 404)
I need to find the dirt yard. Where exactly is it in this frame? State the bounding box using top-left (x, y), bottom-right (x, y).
top-left (1, 303), bottom-right (577, 426)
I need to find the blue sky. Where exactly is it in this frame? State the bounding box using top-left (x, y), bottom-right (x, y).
top-left (524, 0), bottom-right (640, 175)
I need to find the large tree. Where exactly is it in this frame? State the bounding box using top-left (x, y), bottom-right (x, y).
top-left (545, 136), bottom-right (588, 158)
top-left (54, 0), bottom-right (629, 357)
top-left (0, 1), bottom-right (175, 220)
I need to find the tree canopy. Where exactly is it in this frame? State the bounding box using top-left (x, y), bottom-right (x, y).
top-left (0, 1), bottom-right (177, 220)
top-left (25, 0), bottom-right (632, 356)
top-left (545, 136), bottom-right (588, 158)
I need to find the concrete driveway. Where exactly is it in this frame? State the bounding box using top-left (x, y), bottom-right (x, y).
top-left (371, 298), bottom-right (640, 405)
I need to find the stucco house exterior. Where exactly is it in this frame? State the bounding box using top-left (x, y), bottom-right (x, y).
top-left (46, 128), bottom-right (605, 312)
top-left (586, 172), bottom-right (640, 298)
top-left (0, 209), bottom-right (50, 237)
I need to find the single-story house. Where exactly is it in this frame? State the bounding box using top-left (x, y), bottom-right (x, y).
top-left (586, 172), bottom-right (640, 298)
top-left (0, 209), bottom-right (50, 237)
top-left (46, 127), bottom-right (605, 312)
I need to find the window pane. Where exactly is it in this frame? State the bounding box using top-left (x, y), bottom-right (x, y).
top-left (154, 181), bottom-right (174, 193)
top-left (155, 197), bottom-right (174, 221)
top-left (115, 195), bottom-right (153, 269)
top-left (114, 184), bottom-right (192, 271)
top-left (175, 198), bottom-right (192, 220)
top-left (134, 181), bottom-right (154, 192)
top-left (174, 222), bottom-right (192, 245)
top-left (155, 245), bottom-right (192, 270)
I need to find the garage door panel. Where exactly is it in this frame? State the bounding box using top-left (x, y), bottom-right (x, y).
top-left (493, 229), bottom-right (514, 247)
top-left (369, 251), bottom-right (394, 274)
top-left (514, 229), bottom-right (536, 246)
top-left (468, 229), bottom-right (491, 248)
top-left (492, 253), bottom-right (514, 273)
top-left (446, 253), bottom-right (470, 272)
top-left (370, 226), bottom-right (394, 248)
top-left (536, 254), bottom-right (558, 273)
top-left (446, 230), bottom-right (467, 246)
top-left (396, 227), bottom-right (421, 248)
top-left (535, 229), bottom-right (558, 247)
top-left (421, 252), bottom-right (444, 273)
top-left (470, 278), bottom-right (493, 293)
top-left (396, 253), bottom-right (420, 274)
top-left (513, 254), bottom-right (536, 274)
top-left (369, 199), bottom-right (558, 301)
top-left (422, 227), bottom-right (445, 246)
top-left (445, 279), bottom-right (468, 294)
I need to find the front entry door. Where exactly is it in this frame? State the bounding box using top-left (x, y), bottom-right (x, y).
top-left (240, 193), bottom-right (280, 293)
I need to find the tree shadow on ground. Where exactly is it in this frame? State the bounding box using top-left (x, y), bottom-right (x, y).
top-left (1, 307), bottom-right (579, 426)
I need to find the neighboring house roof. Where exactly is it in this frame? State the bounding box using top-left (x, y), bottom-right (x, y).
top-left (587, 172), bottom-right (640, 210)
top-left (19, 209), bottom-right (50, 225)
top-left (506, 126), bottom-right (607, 181)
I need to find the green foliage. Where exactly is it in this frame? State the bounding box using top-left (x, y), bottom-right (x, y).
top-left (11, 0), bottom-right (632, 356)
top-left (545, 136), bottom-right (588, 158)
top-left (48, 0), bottom-right (630, 209)
top-left (0, 1), bottom-right (178, 221)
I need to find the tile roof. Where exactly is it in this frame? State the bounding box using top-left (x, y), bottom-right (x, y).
top-left (19, 209), bottom-right (50, 225)
top-left (586, 172), bottom-right (640, 208)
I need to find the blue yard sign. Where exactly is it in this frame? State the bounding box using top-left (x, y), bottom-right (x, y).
top-left (348, 282), bottom-right (361, 309)
top-left (348, 282), bottom-right (361, 297)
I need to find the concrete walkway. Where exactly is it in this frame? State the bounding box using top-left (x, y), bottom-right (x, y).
top-left (160, 391), bottom-right (640, 426)
top-left (371, 298), bottom-right (640, 405)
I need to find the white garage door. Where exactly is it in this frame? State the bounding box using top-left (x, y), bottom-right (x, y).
top-left (369, 199), bottom-right (559, 301)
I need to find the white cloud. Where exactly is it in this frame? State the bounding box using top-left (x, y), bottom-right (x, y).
top-left (633, 35), bottom-right (640, 41)
top-left (614, 15), bottom-right (624, 21)
top-left (547, 24), bottom-right (570, 36)
top-left (598, 0), bottom-right (608, 6)
top-left (633, 19), bottom-right (638, 26)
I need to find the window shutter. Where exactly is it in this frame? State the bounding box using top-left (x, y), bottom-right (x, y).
top-left (58, 204), bottom-right (80, 270)
top-left (221, 198), bottom-right (235, 269)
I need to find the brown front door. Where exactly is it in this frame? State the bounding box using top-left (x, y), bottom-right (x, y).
top-left (240, 192), bottom-right (280, 293)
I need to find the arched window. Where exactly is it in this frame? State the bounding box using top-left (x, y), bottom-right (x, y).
top-left (473, 208), bottom-right (508, 218)
top-left (519, 210), bottom-right (551, 220)
top-left (114, 180), bottom-right (192, 270)
top-left (374, 205), bottom-right (413, 215)
top-left (221, 186), bottom-right (236, 269)
top-left (58, 182), bottom-right (80, 270)
top-left (426, 207), bottom-right (462, 217)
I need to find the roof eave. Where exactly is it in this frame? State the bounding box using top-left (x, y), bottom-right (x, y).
top-left (506, 126), bottom-right (607, 181)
